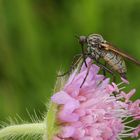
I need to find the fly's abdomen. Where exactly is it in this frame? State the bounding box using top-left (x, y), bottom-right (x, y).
top-left (103, 51), bottom-right (127, 73)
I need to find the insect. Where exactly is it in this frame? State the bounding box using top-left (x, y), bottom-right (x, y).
top-left (78, 34), bottom-right (140, 80)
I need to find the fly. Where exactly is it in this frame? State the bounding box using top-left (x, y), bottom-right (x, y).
top-left (78, 34), bottom-right (140, 80)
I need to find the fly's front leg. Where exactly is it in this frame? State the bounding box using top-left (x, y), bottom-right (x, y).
top-left (57, 54), bottom-right (82, 77)
top-left (80, 62), bottom-right (92, 88)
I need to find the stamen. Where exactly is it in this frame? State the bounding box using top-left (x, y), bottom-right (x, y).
top-left (117, 82), bottom-right (124, 86)
top-left (119, 86), bottom-right (126, 90)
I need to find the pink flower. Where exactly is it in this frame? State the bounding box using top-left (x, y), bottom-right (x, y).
top-left (51, 58), bottom-right (140, 140)
top-left (132, 125), bottom-right (140, 138)
top-left (128, 99), bottom-right (140, 120)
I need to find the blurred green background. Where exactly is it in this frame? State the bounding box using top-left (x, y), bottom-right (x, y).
top-left (0, 0), bottom-right (140, 122)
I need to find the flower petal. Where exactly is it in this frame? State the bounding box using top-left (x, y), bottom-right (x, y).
top-left (51, 91), bottom-right (73, 104)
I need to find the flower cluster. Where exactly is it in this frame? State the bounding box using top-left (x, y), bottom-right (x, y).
top-left (51, 58), bottom-right (140, 140)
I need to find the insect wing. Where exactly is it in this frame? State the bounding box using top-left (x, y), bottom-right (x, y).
top-left (101, 42), bottom-right (140, 65)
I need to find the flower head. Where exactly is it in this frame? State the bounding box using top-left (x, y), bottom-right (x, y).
top-left (51, 58), bottom-right (140, 140)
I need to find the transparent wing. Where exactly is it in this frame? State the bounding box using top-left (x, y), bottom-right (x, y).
top-left (101, 42), bottom-right (140, 65)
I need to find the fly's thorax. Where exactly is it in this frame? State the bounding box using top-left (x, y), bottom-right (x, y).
top-left (87, 46), bottom-right (104, 60)
top-left (86, 34), bottom-right (104, 46)
top-left (86, 34), bottom-right (106, 60)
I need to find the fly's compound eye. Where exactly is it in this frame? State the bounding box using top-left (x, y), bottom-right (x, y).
top-left (79, 36), bottom-right (87, 45)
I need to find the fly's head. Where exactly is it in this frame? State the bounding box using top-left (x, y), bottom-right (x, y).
top-left (78, 34), bottom-right (106, 48)
top-left (78, 36), bottom-right (87, 46)
top-left (77, 34), bottom-right (106, 57)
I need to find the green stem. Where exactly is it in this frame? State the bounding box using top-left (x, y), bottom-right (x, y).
top-left (0, 122), bottom-right (45, 139)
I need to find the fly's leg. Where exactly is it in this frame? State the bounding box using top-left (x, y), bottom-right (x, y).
top-left (120, 73), bottom-right (127, 80)
top-left (80, 44), bottom-right (87, 67)
top-left (88, 54), bottom-right (116, 82)
top-left (103, 62), bottom-right (106, 76)
top-left (80, 54), bottom-right (113, 88)
top-left (99, 62), bottom-right (116, 82)
top-left (112, 74), bottom-right (116, 83)
top-left (86, 53), bottom-right (114, 75)
top-left (97, 62), bottom-right (116, 82)
top-left (91, 57), bottom-right (114, 75)
top-left (80, 62), bottom-right (92, 88)
top-left (57, 54), bottom-right (82, 77)
top-left (96, 60), bottom-right (117, 96)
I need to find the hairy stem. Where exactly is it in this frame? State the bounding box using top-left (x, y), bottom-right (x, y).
top-left (0, 122), bottom-right (45, 139)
